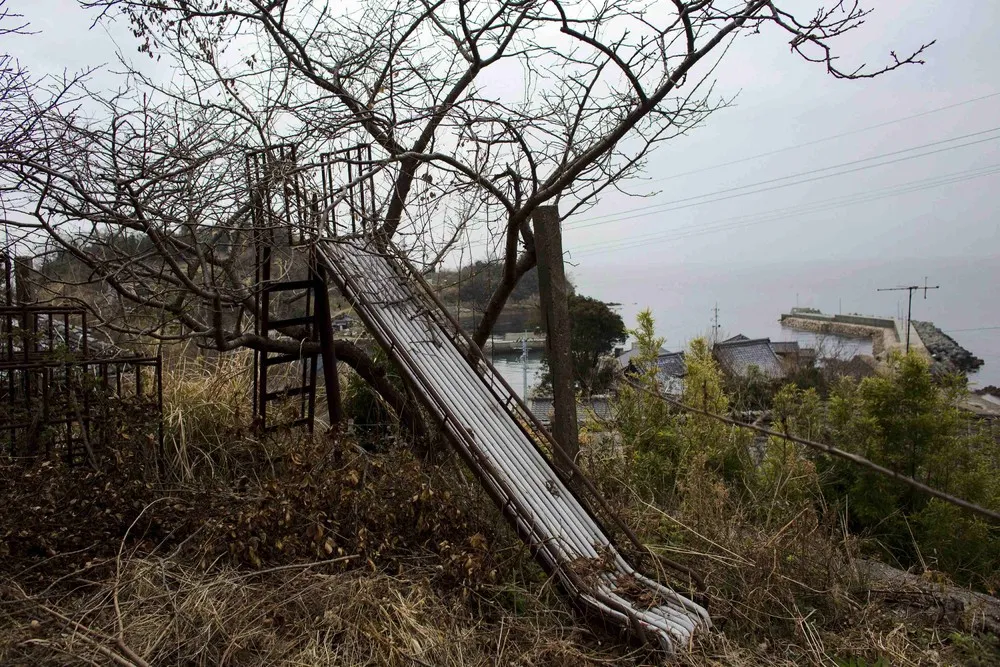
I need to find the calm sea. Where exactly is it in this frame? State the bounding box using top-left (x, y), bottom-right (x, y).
top-left (490, 255), bottom-right (999, 397)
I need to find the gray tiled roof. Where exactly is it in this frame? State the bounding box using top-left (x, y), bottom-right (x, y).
top-left (617, 346), bottom-right (686, 380)
top-left (655, 351), bottom-right (686, 379)
top-left (529, 395), bottom-right (612, 424)
top-left (713, 338), bottom-right (785, 379)
top-left (616, 345), bottom-right (670, 369)
top-left (771, 341), bottom-right (800, 355)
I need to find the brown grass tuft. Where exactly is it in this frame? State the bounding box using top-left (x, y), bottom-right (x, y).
top-left (2, 556), bottom-right (642, 666)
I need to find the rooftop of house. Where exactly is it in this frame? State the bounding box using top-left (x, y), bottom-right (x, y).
top-left (530, 395), bottom-right (613, 424)
top-left (712, 336), bottom-right (785, 379)
top-left (655, 351), bottom-right (687, 378)
top-left (771, 340), bottom-right (800, 354)
top-left (616, 345), bottom-right (687, 378)
top-left (616, 345), bottom-right (670, 369)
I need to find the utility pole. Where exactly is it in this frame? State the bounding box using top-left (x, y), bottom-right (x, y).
top-left (877, 278), bottom-right (940, 353)
top-left (711, 303), bottom-right (720, 344)
top-left (456, 250), bottom-right (463, 327)
top-left (521, 336), bottom-right (528, 399)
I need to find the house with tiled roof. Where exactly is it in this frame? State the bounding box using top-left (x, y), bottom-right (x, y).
top-left (616, 346), bottom-right (686, 396)
top-left (771, 340), bottom-right (816, 373)
top-left (712, 336), bottom-right (785, 380)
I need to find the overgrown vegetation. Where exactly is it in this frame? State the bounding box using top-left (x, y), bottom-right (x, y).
top-left (787, 355), bottom-right (1000, 591)
top-left (3, 331), bottom-right (999, 665)
top-left (593, 312), bottom-right (1000, 663)
top-left (604, 311), bottom-right (999, 593)
top-left (605, 311), bottom-right (753, 502)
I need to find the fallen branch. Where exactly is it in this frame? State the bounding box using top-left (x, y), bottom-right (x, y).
top-left (8, 585), bottom-right (151, 667)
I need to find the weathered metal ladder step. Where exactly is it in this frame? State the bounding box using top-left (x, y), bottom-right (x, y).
top-left (317, 237), bottom-right (710, 652)
top-left (252, 277), bottom-right (320, 433)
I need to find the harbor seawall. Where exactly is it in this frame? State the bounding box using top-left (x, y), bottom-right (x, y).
top-left (779, 310), bottom-right (928, 360)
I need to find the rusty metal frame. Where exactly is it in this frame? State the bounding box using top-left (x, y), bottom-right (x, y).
top-left (0, 304), bottom-right (163, 467)
top-left (246, 145), bottom-right (321, 433)
top-left (317, 144), bottom-right (376, 237)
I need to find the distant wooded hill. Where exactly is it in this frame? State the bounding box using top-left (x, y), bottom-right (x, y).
top-left (429, 262), bottom-right (551, 310)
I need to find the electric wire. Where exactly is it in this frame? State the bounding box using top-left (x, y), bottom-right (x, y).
top-left (945, 326), bottom-right (1000, 333)
top-left (570, 163), bottom-right (1000, 258)
top-left (435, 95), bottom-right (1000, 262)
top-left (645, 91), bottom-right (1000, 185)
top-left (567, 128), bottom-right (1000, 229)
top-left (451, 127), bottom-right (1000, 255)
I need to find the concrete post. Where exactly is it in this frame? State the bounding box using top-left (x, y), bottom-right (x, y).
top-left (13, 256), bottom-right (34, 304)
top-left (13, 256), bottom-right (35, 339)
top-left (532, 205), bottom-right (579, 472)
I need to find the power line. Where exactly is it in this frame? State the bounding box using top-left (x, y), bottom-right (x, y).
top-left (443, 97), bottom-right (1000, 258)
top-left (569, 163), bottom-right (1000, 258)
top-left (567, 127), bottom-right (1000, 229)
top-left (457, 135), bottom-right (1000, 256)
top-left (946, 326), bottom-right (1000, 333)
top-left (571, 163), bottom-right (1000, 256)
top-left (644, 91), bottom-right (1000, 185)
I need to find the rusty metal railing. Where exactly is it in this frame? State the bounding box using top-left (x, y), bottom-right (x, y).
top-left (0, 305), bottom-right (162, 467)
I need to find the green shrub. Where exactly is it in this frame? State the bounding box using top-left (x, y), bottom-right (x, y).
top-left (817, 353), bottom-right (1000, 588)
top-left (610, 309), bottom-right (679, 498)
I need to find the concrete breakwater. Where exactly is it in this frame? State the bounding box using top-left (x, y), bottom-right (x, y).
top-left (780, 310), bottom-right (983, 377)
top-left (779, 313), bottom-right (901, 358)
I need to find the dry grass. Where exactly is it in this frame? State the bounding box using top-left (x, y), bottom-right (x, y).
top-left (160, 350), bottom-right (260, 482)
top-left (632, 462), bottom-right (999, 666)
top-left (4, 539), bottom-right (995, 667)
top-left (574, 436), bottom-right (1000, 666)
top-left (2, 555), bottom-right (638, 666)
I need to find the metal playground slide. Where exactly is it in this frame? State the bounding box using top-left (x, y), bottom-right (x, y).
top-left (317, 237), bottom-right (710, 652)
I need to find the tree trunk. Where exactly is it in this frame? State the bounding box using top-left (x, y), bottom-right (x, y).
top-left (856, 559), bottom-right (1000, 636)
top-left (532, 205), bottom-right (579, 472)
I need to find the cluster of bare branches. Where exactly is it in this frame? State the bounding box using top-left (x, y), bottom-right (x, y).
top-left (0, 0), bottom-right (931, 417)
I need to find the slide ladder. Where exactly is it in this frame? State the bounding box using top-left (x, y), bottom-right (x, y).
top-left (317, 237), bottom-right (710, 651)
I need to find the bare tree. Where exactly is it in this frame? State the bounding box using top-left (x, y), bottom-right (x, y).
top-left (0, 0), bottom-right (931, 425)
top-left (1, 1), bottom-right (38, 222)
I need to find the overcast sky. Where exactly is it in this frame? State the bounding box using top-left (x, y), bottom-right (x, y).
top-left (562, 0), bottom-right (1000, 270)
top-left (10, 0), bottom-right (1000, 273)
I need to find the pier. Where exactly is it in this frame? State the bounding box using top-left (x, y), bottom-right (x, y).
top-left (483, 332), bottom-right (546, 353)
